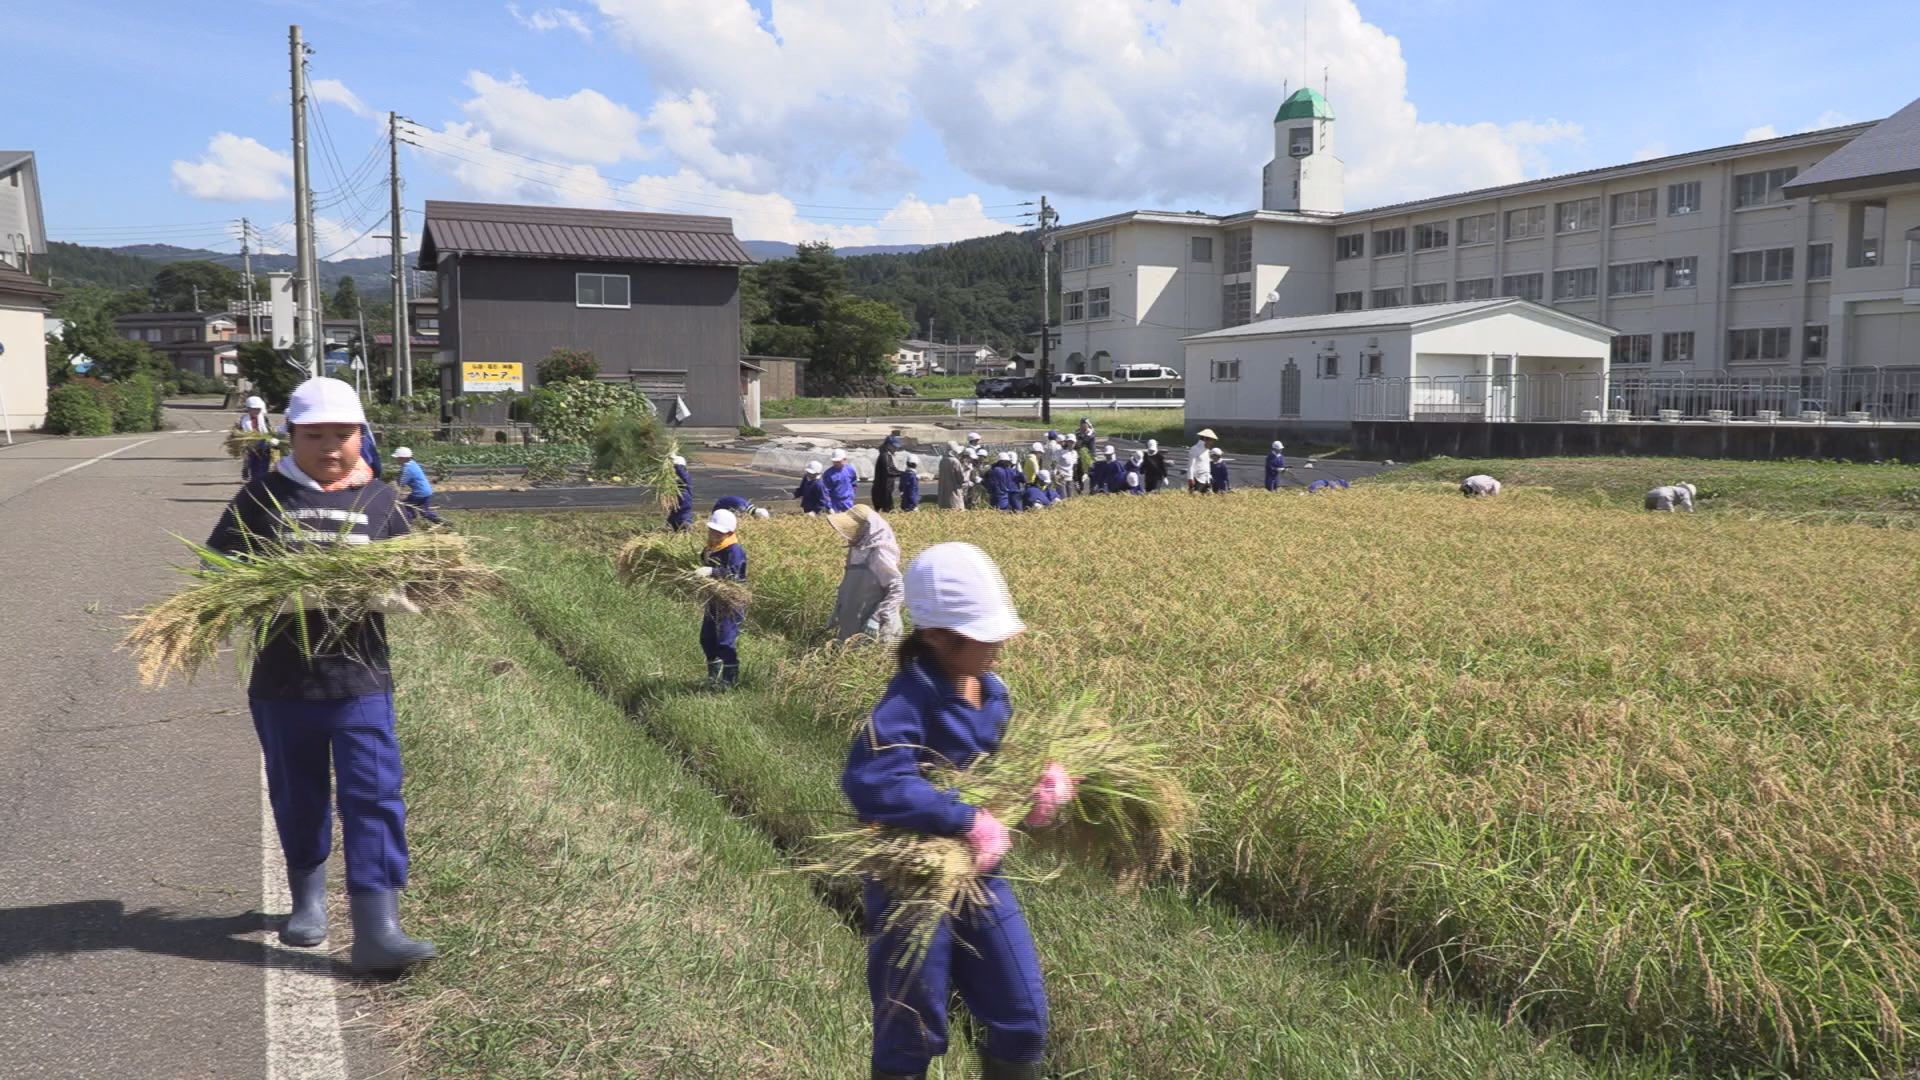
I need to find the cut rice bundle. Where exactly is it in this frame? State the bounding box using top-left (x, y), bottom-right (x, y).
top-left (224, 428), bottom-right (277, 459)
top-left (805, 694), bottom-right (1193, 969)
top-left (124, 531), bottom-right (502, 687)
top-left (615, 532), bottom-right (752, 614)
top-left (643, 438), bottom-right (685, 512)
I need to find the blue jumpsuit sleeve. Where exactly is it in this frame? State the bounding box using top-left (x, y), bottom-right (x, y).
top-left (842, 693), bottom-right (978, 837)
top-left (722, 544), bottom-right (746, 581)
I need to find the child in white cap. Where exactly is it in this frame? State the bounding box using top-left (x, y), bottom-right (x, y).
top-left (696, 507), bottom-right (747, 686)
top-left (1264, 441), bottom-right (1287, 491)
top-left (842, 542), bottom-right (1070, 1080)
top-left (795, 460), bottom-right (828, 515)
top-left (389, 447), bottom-right (445, 525)
top-left (899, 453), bottom-right (922, 512)
top-left (1022, 442), bottom-right (1043, 487)
top-left (823, 448), bottom-right (859, 513)
top-left (204, 376), bottom-right (435, 973)
top-left (1207, 446), bottom-right (1231, 494)
top-left (235, 394), bottom-right (277, 483)
top-left (1141, 438), bottom-right (1167, 493)
top-left (1644, 481), bottom-right (1696, 512)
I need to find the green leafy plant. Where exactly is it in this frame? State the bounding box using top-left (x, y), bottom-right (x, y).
top-left (589, 411), bottom-right (664, 483)
top-left (538, 347), bottom-right (600, 385)
top-left (43, 382), bottom-right (114, 435)
top-left (528, 380), bottom-right (656, 444)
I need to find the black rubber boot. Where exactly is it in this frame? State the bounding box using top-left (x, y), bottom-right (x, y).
top-left (706, 659), bottom-right (725, 688)
top-left (979, 1055), bottom-right (1045, 1080)
top-left (280, 863), bottom-right (328, 947)
top-left (719, 662), bottom-right (740, 688)
top-left (348, 890), bottom-right (437, 973)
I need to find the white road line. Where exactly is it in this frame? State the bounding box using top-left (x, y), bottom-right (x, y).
top-left (260, 764), bottom-right (349, 1080)
top-left (26, 436), bottom-right (166, 488)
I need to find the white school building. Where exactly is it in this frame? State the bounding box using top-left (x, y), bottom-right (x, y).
top-left (1053, 89), bottom-right (1920, 433)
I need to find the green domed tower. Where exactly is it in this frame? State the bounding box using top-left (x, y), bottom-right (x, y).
top-left (1263, 88), bottom-right (1344, 212)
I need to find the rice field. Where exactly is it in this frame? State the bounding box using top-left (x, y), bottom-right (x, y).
top-left (496, 482), bottom-right (1920, 1077)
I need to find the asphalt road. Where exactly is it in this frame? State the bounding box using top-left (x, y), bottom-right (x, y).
top-left (0, 408), bottom-right (383, 1078)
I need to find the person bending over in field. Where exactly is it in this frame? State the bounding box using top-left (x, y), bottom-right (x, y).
top-left (1459, 474), bottom-right (1501, 498)
top-left (829, 505), bottom-right (904, 644)
top-left (1307, 477), bottom-right (1349, 494)
top-left (1645, 482), bottom-right (1696, 512)
top-left (843, 543), bottom-right (1066, 1080)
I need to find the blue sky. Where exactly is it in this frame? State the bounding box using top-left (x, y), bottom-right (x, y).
top-left (12, 0), bottom-right (1915, 256)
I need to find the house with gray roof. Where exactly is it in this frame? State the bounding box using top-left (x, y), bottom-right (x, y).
top-left (418, 201), bottom-right (754, 426)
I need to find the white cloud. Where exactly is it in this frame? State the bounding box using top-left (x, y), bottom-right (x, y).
top-left (508, 3), bottom-right (593, 38)
top-left (460, 71), bottom-right (645, 164)
top-left (312, 78), bottom-right (371, 119)
top-left (1743, 110), bottom-right (1855, 144)
top-left (587, 0), bottom-right (1582, 210)
top-left (1742, 124), bottom-right (1782, 143)
top-left (1632, 142), bottom-right (1670, 162)
top-left (171, 133), bottom-right (293, 202)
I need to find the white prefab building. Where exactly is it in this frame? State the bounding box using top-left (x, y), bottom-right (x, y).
top-left (1183, 299), bottom-right (1614, 439)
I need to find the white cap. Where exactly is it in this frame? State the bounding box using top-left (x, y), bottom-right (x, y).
top-left (1063, 434), bottom-right (1076, 445)
top-left (285, 377), bottom-right (366, 427)
top-left (1197, 428), bottom-right (1218, 440)
top-left (393, 446), bottom-right (414, 459)
top-left (831, 448), bottom-right (847, 462)
top-left (1001, 450), bottom-right (1015, 462)
top-left (1130, 450), bottom-right (1144, 462)
top-left (967, 432), bottom-right (982, 442)
top-left (244, 395), bottom-right (265, 410)
top-left (671, 454), bottom-right (687, 467)
top-left (1210, 447), bottom-right (1224, 458)
top-left (707, 508), bottom-right (738, 533)
top-left (905, 542), bottom-right (1024, 644)
top-left (1102, 444), bottom-right (1115, 457)
top-left (906, 453), bottom-right (919, 466)
top-left (805, 460), bottom-right (823, 475)
top-left (752, 507), bottom-right (771, 519)
top-left (1271, 440), bottom-right (1285, 452)
top-left (1037, 469), bottom-right (1051, 483)
top-left (1147, 439), bottom-right (1158, 452)
top-left (1031, 442), bottom-right (1044, 453)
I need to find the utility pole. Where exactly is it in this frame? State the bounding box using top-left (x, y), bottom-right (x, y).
top-left (388, 111), bottom-right (413, 401)
top-left (289, 24), bottom-right (319, 377)
top-left (191, 284), bottom-right (200, 312)
top-left (1038, 195), bottom-right (1056, 424)
top-left (355, 296), bottom-right (370, 400)
top-left (240, 217), bottom-right (258, 340)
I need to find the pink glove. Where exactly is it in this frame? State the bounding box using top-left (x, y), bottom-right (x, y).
top-left (1023, 762), bottom-right (1078, 828)
top-left (964, 809), bottom-right (1012, 873)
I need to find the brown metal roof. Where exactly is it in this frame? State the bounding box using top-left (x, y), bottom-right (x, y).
top-left (0, 266), bottom-right (60, 305)
top-left (419, 200), bottom-right (752, 269)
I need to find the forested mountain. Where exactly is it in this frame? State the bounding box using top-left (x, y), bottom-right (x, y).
top-left (42, 242), bottom-right (164, 290)
top-left (841, 230), bottom-right (1044, 353)
top-left (43, 242), bottom-right (409, 294)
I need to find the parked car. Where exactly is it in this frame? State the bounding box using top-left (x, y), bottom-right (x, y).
top-left (975, 377), bottom-right (1015, 397)
top-left (1113, 363), bottom-right (1182, 382)
top-left (1053, 373), bottom-right (1112, 388)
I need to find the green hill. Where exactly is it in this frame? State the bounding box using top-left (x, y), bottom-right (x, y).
top-left (842, 230), bottom-right (1044, 354)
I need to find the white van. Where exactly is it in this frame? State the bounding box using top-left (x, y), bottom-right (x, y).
top-left (1113, 363), bottom-right (1181, 382)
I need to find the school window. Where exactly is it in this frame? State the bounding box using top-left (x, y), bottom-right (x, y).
top-left (1412, 282), bottom-right (1447, 304)
top-left (1804, 324), bottom-right (1828, 360)
top-left (1611, 334), bottom-right (1653, 365)
top-left (1847, 202), bottom-right (1884, 268)
top-left (1280, 361), bottom-right (1302, 416)
top-left (1553, 267), bottom-right (1598, 301)
top-left (1063, 290), bottom-right (1085, 322)
top-left (1611, 189), bottom-right (1657, 225)
top-left (1190, 236), bottom-right (1213, 263)
top-left (1662, 331), bottom-right (1694, 364)
top-left (1608, 261), bottom-right (1658, 296)
top-left (1289, 127), bottom-right (1314, 156)
top-left (1501, 273), bottom-right (1543, 302)
top-left (1371, 287), bottom-right (1404, 308)
top-left (1087, 286), bottom-right (1111, 319)
top-left (1062, 236), bottom-right (1088, 271)
top-left (1668, 181), bottom-right (1702, 215)
top-left (1335, 233), bottom-right (1365, 260)
top-left (1373, 227), bottom-right (1407, 256)
top-left (1319, 351), bottom-right (1339, 378)
top-left (1333, 291), bottom-right (1364, 312)
top-left (1221, 282), bottom-right (1252, 326)
top-left (1456, 213), bottom-right (1497, 246)
top-left (1731, 247), bottom-right (1795, 285)
top-left (1665, 256), bottom-right (1698, 289)
top-left (1556, 197), bottom-right (1601, 233)
top-left (1087, 231), bottom-right (1113, 267)
top-left (1413, 222), bottom-right (1449, 250)
top-left (575, 272), bottom-right (631, 308)
top-left (1210, 358), bottom-right (1241, 382)
top-left (1362, 351), bottom-right (1383, 377)
top-left (1454, 277), bottom-right (1494, 301)
top-left (1807, 242), bottom-right (1833, 280)
top-left (1728, 326), bottom-right (1792, 361)
top-left (1733, 167), bottom-right (1798, 209)
top-left (1505, 206), bottom-right (1546, 240)
top-left (1226, 229), bottom-right (1253, 274)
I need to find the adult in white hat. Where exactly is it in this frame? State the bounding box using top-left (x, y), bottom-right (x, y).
top-left (1188, 428), bottom-right (1219, 492)
top-left (203, 376), bottom-right (436, 973)
top-left (827, 505), bottom-right (904, 644)
top-left (1644, 481), bottom-right (1696, 513)
top-left (1264, 441), bottom-right (1289, 491)
top-left (234, 394), bottom-right (278, 482)
top-left (1459, 474), bottom-right (1501, 498)
top-left (795, 460), bottom-right (828, 515)
top-left (841, 541), bottom-right (1063, 1080)
top-left (822, 447), bottom-right (859, 513)
top-left (936, 442), bottom-right (968, 511)
top-left (390, 446), bottom-right (445, 524)
top-left (1053, 436), bottom-right (1078, 499)
top-left (694, 507), bottom-right (747, 686)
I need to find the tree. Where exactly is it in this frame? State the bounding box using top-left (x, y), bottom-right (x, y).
top-left (150, 260), bottom-right (242, 312)
top-left (748, 323), bottom-right (814, 359)
top-left (813, 294), bottom-right (910, 390)
top-left (328, 276), bottom-right (361, 320)
top-left (235, 341), bottom-right (304, 410)
top-left (737, 270), bottom-right (771, 351)
top-left (763, 242), bottom-right (846, 330)
top-left (538, 346), bottom-right (600, 385)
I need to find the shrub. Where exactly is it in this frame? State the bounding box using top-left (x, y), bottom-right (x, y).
top-left (528, 380), bottom-right (656, 444)
top-left (43, 383), bottom-right (114, 436)
top-left (109, 372), bottom-right (162, 433)
top-left (538, 347), bottom-right (600, 386)
top-left (589, 412), bottom-right (664, 481)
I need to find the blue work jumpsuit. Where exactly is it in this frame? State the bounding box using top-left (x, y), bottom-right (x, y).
top-left (700, 539), bottom-right (747, 685)
top-left (1265, 451), bottom-right (1286, 491)
top-left (666, 464), bottom-right (694, 531)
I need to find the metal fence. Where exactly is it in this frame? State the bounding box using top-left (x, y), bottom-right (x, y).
top-left (1355, 367), bottom-right (1920, 424)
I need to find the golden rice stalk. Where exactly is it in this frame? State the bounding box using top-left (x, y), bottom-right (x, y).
top-left (615, 533), bottom-right (751, 614)
top-left (644, 437), bottom-right (684, 512)
top-left (124, 531), bottom-right (501, 688)
top-left (224, 428), bottom-right (277, 459)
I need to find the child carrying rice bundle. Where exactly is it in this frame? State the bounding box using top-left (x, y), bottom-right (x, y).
top-left (647, 439), bottom-right (693, 529)
top-left (819, 543), bottom-right (1192, 1080)
top-left (615, 531), bottom-right (751, 617)
top-left (128, 377), bottom-right (498, 974)
top-left (230, 395), bottom-right (277, 482)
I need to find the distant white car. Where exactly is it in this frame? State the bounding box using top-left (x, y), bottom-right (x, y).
top-left (1113, 363), bottom-right (1181, 382)
top-left (1053, 373), bottom-right (1111, 387)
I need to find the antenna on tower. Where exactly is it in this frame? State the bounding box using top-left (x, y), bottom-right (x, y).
top-left (1323, 66), bottom-right (1330, 98)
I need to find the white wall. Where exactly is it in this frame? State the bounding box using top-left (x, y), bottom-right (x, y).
top-left (1185, 327), bottom-right (1412, 430)
top-left (1412, 310), bottom-right (1612, 362)
top-left (0, 304), bottom-right (49, 429)
top-left (0, 175), bottom-right (33, 267)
